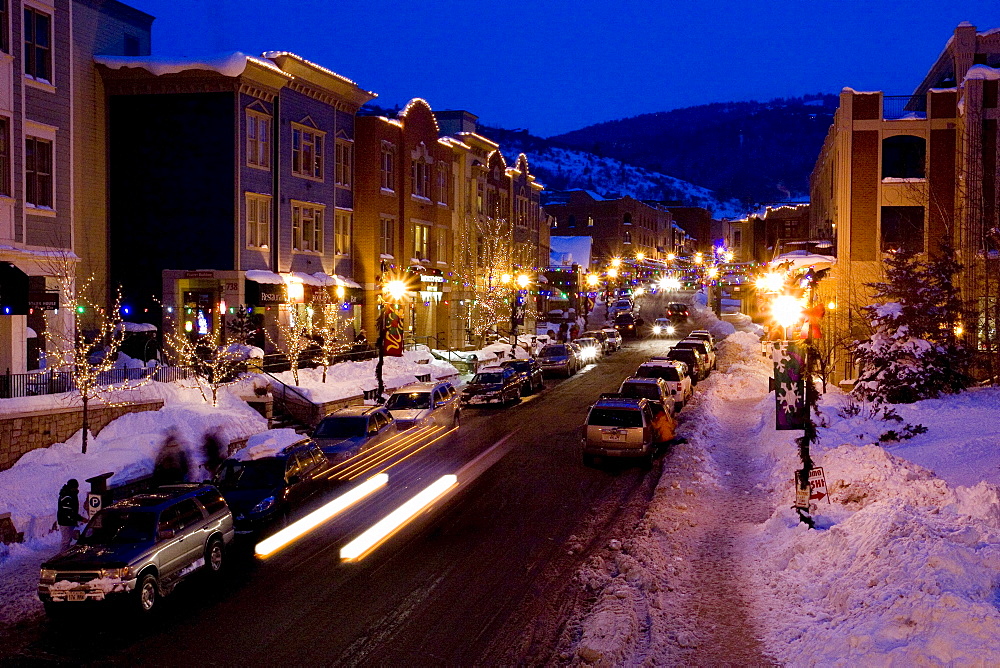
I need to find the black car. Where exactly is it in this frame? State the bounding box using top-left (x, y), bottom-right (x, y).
top-left (214, 436), bottom-right (332, 535)
top-left (666, 303), bottom-right (690, 324)
top-left (665, 347), bottom-right (708, 382)
top-left (312, 406), bottom-right (399, 462)
top-left (461, 365), bottom-right (525, 405)
top-left (500, 358), bottom-right (545, 395)
top-left (614, 312), bottom-right (643, 339)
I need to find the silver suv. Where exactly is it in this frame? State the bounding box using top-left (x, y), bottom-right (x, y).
top-left (385, 380), bottom-right (460, 430)
top-left (582, 397), bottom-right (658, 468)
top-left (38, 484), bottom-right (234, 615)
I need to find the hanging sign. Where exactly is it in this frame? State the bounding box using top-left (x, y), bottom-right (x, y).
top-left (381, 302), bottom-right (404, 357)
top-left (773, 341), bottom-right (806, 430)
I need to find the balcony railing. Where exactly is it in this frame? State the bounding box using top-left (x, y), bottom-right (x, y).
top-left (882, 95), bottom-right (927, 121)
top-left (0, 366), bottom-right (193, 400)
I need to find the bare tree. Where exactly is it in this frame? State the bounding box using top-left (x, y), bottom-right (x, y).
top-left (268, 313), bottom-right (312, 386)
top-left (164, 328), bottom-right (246, 406)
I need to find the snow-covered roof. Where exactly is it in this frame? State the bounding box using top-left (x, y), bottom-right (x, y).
top-left (95, 52), bottom-right (289, 79)
top-left (261, 51), bottom-right (362, 87)
top-left (247, 270), bottom-right (360, 289)
top-left (966, 65), bottom-right (1000, 81)
top-left (769, 251), bottom-right (836, 272)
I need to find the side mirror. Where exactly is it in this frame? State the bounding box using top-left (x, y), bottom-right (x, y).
top-left (435, 401), bottom-right (446, 408)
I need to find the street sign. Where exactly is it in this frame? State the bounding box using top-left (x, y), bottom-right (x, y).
top-left (86, 493), bottom-right (103, 518)
top-left (793, 467), bottom-right (830, 509)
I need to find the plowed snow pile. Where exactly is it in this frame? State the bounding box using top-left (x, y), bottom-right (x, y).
top-left (560, 319), bottom-right (1000, 665)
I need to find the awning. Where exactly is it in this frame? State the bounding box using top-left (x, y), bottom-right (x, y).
top-left (244, 270), bottom-right (284, 285)
top-left (26, 327), bottom-right (37, 338)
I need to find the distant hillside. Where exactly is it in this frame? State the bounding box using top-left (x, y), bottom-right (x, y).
top-left (550, 94), bottom-right (838, 205)
top-left (478, 125), bottom-right (745, 218)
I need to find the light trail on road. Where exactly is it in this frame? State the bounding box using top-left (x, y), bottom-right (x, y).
top-left (340, 474), bottom-right (458, 561)
top-left (255, 474), bottom-right (389, 558)
top-left (324, 424), bottom-right (439, 481)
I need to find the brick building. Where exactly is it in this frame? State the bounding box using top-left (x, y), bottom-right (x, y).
top-left (726, 203), bottom-right (812, 263)
top-left (0, 0), bottom-right (151, 375)
top-left (98, 52), bottom-right (374, 349)
top-left (810, 22), bottom-right (1000, 379)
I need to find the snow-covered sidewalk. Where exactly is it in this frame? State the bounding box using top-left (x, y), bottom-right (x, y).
top-left (559, 324), bottom-right (1000, 664)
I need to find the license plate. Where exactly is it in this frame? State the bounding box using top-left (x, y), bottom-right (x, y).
top-left (603, 432), bottom-right (625, 442)
top-left (67, 591), bottom-right (86, 602)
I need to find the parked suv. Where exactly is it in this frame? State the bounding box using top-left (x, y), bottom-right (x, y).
top-left (666, 346), bottom-right (708, 382)
top-left (386, 381), bottom-right (460, 429)
top-left (537, 343), bottom-right (580, 377)
top-left (215, 435), bottom-right (333, 534)
top-left (619, 378), bottom-right (678, 439)
top-left (601, 328), bottom-right (623, 352)
top-left (39, 484), bottom-right (234, 615)
top-left (500, 358), bottom-right (544, 395)
top-left (312, 406), bottom-right (398, 461)
top-left (462, 365), bottom-right (524, 405)
top-left (614, 312), bottom-right (641, 339)
top-left (582, 397), bottom-right (660, 468)
top-left (666, 302), bottom-right (689, 324)
top-left (634, 360), bottom-right (693, 409)
top-left (688, 330), bottom-right (716, 347)
top-left (581, 330), bottom-right (611, 354)
top-left (674, 338), bottom-right (716, 371)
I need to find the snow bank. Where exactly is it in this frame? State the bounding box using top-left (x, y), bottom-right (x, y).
top-left (265, 350), bottom-right (460, 403)
top-left (235, 428), bottom-right (305, 460)
top-left (0, 383), bottom-right (266, 547)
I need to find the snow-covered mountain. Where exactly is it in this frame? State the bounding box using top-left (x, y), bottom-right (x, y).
top-left (483, 126), bottom-right (745, 218)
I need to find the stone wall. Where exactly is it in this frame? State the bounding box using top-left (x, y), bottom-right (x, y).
top-left (0, 400), bottom-right (164, 471)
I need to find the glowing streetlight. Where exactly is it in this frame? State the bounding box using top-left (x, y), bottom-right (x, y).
top-left (827, 301), bottom-right (837, 311)
top-left (694, 252), bottom-right (703, 265)
top-left (500, 273), bottom-right (512, 285)
top-left (667, 253), bottom-right (676, 262)
top-left (633, 286), bottom-right (646, 297)
top-left (755, 272), bottom-right (785, 294)
top-left (510, 275), bottom-right (531, 357)
top-left (608, 267), bottom-right (619, 279)
top-left (724, 251), bottom-right (735, 263)
top-left (586, 273), bottom-right (600, 288)
top-left (636, 252), bottom-right (646, 262)
top-left (707, 266), bottom-right (719, 279)
top-left (610, 257), bottom-right (622, 269)
top-left (516, 273), bottom-right (530, 289)
top-left (771, 295), bottom-right (805, 331)
top-left (954, 324), bottom-right (964, 336)
top-left (383, 280), bottom-right (407, 301)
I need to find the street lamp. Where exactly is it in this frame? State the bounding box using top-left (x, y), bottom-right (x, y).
top-left (771, 294), bottom-right (804, 334)
top-left (636, 252), bottom-right (645, 262)
top-left (667, 252), bottom-right (676, 262)
top-left (610, 257), bottom-right (622, 269)
top-left (510, 274), bottom-right (530, 358)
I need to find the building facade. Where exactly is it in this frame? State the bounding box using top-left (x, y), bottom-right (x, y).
top-left (810, 22), bottom-right (1000, 380)
top-left (0, 0), bottom-right (151, 376)
top-left (98, 52), bottom-right (375, 350)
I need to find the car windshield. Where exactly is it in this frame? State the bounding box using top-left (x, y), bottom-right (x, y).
top-left (676, 341), bottom-right (705, 352)
top-left (654, 319), bottom-right (670, 326)
top-left (314, 416), bottom-right (367, 438)
top-left (635, 366), bottom-right (681, 381)
top-left (386, 392), bottom-right (431, 410)
top-left (589, 408), bottom-right (643, 428)
top-left (621, 383), bottom-right (660, 400)
top-left (503, 361), bottom-right (529, 371)
top-left (614, 314), bottom-right (634, 324)
top-left (78, 510), bottom-right (156, 545)
top-left (473, 372), bottom-right (503, 384)
top-left (540, 345), bottom-right (567, 357)
top-left (215, 459), bottom-right (285, 490)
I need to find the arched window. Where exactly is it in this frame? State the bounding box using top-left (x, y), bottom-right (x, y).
top-left (623, 230), bottom-right (632, 244)
top-left (882, 135), bottom-right (925, 179)
top-left (623, 213), bottom-right (632, 226)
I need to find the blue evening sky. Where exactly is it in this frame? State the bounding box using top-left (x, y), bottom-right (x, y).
top-left (127, 0), bottom-right (1000, 137)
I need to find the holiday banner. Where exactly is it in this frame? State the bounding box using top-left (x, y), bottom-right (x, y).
top-left (773, 341), bottom-right (806, 430)
top-left (382, 302), bottom-right (404, 357)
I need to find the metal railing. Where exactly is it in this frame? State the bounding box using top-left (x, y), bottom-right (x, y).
top-left (259, 345), bottom-right (376, 373)
top-left (0, 366), bottom-right (194, 400)
top-left (882, 95), bottom-right (927, 121)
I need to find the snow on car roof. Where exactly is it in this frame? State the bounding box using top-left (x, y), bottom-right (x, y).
top-left (235, 429), bottom-right (309, 461)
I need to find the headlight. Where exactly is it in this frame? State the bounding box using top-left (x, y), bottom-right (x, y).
top-left (40, 569), bottom-right (56, 583)
top-left (100, 567), bottom-right (133, 580)
top-left (666, 325), bottom-right (676, 335)
top-left (652, 325), bottom-right (662, 335)
top-left (250, 495), bottom-right (277, 515)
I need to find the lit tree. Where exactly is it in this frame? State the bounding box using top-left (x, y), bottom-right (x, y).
top-left (311, 290), bottom-right (351, 383)
top-left (45, 279), bottom-right (148, 454)
top-left (164, 328), bottom-right (247, 406)
top-left (268, 312), bottom-right (312, 386)
top-left (454, 214), bottom-right (520, 345)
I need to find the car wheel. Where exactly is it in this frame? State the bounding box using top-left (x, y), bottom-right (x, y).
top-left (641, 448), bottom-right (655, 470)
top-left (135, 572), bottom-right (158, 614)
top-left (205, 538), bottom-right (225, 576)
top-left (583, 453), bottom-right (598, 468)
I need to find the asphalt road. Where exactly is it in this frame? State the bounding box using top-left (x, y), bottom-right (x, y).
top-left (3, 331), bottom-right (686, 666)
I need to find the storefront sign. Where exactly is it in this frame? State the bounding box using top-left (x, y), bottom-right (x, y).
top-left (28, 291), bottom-right (59, 310)
top-left (245, 280), bottom-right (287, 306)
top-left (773, 341), bottom-right (806, 430)
top-left (184, 271), bottom-right (216, 279)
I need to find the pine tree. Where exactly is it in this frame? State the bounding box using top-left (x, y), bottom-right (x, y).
top-left (852, 245), bottom-right (971, 405)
